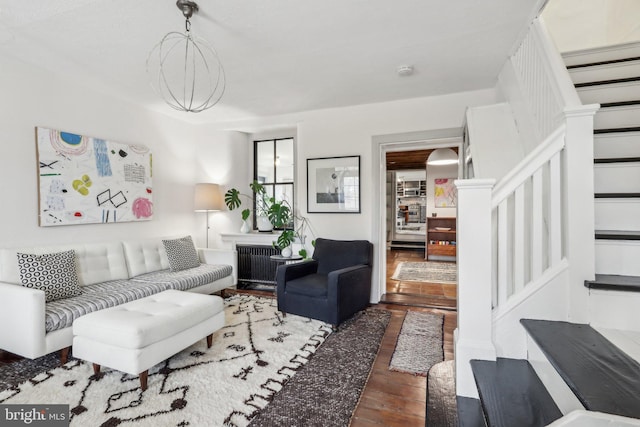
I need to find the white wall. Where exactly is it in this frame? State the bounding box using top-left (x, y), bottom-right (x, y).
top-left (1, 51), bottom-right (501, 264)
top-left (0, 55), bottom-right (202, 248)
top-left (192, 127), bottom-right (251, 248)
top-left (543, 0), bottom-right (640, 52)
top-left (211, 89), bottom-right (501, 247)
top-left (466, 103), bottom-right (525, 181)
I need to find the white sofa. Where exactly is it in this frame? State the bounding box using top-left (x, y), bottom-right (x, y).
top-left (0, 236), bottom-right (237, 361)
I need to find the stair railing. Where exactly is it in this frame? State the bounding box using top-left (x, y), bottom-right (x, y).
top-left (456, 17), bottom-right (598, 399)
top-left (491, 125), bottom-right (565, 307)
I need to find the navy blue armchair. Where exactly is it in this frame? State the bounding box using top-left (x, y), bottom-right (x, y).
top-left (276, 238), bottom-right (373, 329)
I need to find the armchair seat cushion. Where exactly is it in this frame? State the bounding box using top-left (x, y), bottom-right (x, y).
top-left (286, 274), bottom-right (328, 298)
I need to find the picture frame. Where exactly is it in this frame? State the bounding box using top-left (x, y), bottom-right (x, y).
top-left (307, 155), bottom-right (360, 213)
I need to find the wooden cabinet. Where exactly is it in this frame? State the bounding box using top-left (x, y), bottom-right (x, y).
top-left (426, 217), bottom-right (456, 260)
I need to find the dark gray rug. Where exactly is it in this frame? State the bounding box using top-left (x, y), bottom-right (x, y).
top-left (0, 352), bottom-right (64, 392)
top-left (426, 360), bottom-right (458, 426)
top-left (389, 311), bottom-right (444, 376)
top-left (249, 308), bottom-right (391, 427)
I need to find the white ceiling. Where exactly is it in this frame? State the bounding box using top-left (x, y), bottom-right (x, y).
top-left (0, 1), bottom-right (543, 124)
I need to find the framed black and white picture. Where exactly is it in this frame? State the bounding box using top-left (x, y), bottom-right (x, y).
top-left (307, 155), bottom-right (360, 213)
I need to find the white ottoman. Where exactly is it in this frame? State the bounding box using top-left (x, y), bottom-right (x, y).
top-left (72, 290), bottom-right (224, 390)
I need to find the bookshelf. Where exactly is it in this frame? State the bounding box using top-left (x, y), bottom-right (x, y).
top-left (426, 217), bottom-right (456, 260)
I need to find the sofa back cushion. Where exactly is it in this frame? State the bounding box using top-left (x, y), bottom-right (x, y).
top-left (0, 242), bottom-right (129, 286)
top-left (122, 237), bottom-right (171, 278)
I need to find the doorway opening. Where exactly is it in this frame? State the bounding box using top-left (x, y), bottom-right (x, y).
top-left (382, 147), bottom-right (459, 309)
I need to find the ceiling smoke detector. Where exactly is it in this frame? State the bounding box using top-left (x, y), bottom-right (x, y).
top-left (396, 65), bottom-right (414, 76)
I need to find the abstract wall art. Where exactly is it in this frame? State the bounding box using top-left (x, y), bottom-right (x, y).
top-left (36, 127), bottom-right (153, 226)
top-left (434, 178), bottom-right (457, 208)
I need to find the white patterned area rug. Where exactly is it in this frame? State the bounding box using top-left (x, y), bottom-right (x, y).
top-left (389, 311), bottom-right (444, 376)
top-left (391, 261), bottom-right (457, 284)
top-left (0, 295), bottom-right (330, 427)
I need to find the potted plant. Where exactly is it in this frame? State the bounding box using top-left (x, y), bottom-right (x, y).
top-left (268, 199), bottom-right (315, 258)
top-left (225, 181), bottom-right (314, 257)
top-left (224, 181), bottom-right (274, 232)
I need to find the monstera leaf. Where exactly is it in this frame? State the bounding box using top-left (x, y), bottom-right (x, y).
top-left (224, 188), bottom-right (242, 210)
top-left (268, 201), bottom-right (291, 229)
top-left (276, 229), bottom-right (296, 250)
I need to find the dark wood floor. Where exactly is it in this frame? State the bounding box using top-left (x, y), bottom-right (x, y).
top-left (0, 249), bottom-right (457, 426)
top-left (350, 249), bottom-right (457, 426)
top-left (382, 248), bottom-right (457, 310)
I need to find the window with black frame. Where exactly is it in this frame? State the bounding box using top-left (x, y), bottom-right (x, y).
top-left (254, 137), bottom-right (295, 229)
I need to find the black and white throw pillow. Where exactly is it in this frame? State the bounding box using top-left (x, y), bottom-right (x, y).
top-left (162, 236), bottom-right (201, 272)
top-left (17, 250), bottom-right (82, 302)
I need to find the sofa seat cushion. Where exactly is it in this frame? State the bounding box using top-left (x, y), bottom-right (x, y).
top-left (286, 273), bottom-right (328, 297)
top-left (131, 264), bottom-right (233, 291)
top-left (44, 279), bottom-right (169, 333)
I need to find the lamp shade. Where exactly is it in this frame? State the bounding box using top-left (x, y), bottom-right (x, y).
top-left (427, 148), bottom-right (458, 165)
top-left (194, 183), bottom-right (223, 212)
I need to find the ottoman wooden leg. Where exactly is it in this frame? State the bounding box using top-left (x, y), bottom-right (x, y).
top-left (60, 347), bottom-right (70, 365)
top-left (206, 334), bottom-right (213, 348)
top-left (139, 370), bottom-right (148, 391)
top-left (93, 364), bottom-right (101, 374)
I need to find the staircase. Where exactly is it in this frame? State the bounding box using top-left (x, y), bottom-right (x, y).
top-left (457, 44), bottom-right (640, 427)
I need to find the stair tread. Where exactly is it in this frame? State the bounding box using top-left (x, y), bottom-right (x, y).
top-left (595, 230), bottom-right (640, 240)
top-left (576, 76), bottom-right (640, 88)
top-left (594, 193), bottom-right (640, 198)
top-left (457, 396), bottom-right (487, 427)
top-left (521, 319), bottom-right (640, 418)
top-left (594, 157), bottom-right (640, 164)
top-left (595, 126), bottom-right (640, 134)
top-left (470, 358), bottom-right (562, 427)
top-left (567, 56), bottom-right (640, 70)
top-left (601, 100), bottom-right (640, 109)
top-left (585, 274), bottom-right (640, 292)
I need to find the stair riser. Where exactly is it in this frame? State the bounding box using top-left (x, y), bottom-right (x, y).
top-left (595, 199), bottom-right (640, 231)
top-left (526, 335), bottom-right (584, 415)
top-left (594, 163), bottom-right (640, 193)
top-left (569, 60), bottom-right (640, 84)
top-left (595, 240), bottom-right (640, 275)
top-left (589, 292), bottom-right (640, 332)
top-left (563, 42), bottom-right (640, 67)
top-left (594, 105), bottom-right (640, 129)
top-left (594, 132), bottom-right (640, 158)
top-left (577, 82), bottom-right (640, 104)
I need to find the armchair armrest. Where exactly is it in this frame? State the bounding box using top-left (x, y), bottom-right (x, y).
top-left (0, 281), bottom-right (46, 358)
top-left (327, 264), bottom-right (373, 322)
top-left (198, 248), bottom-right (238, 285)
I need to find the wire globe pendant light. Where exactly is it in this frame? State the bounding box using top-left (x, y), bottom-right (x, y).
top-left (147, 0), bottom-right (225, 113)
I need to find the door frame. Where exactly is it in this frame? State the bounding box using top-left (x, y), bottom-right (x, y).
top-left (370, 128), bottom-right (463, 302)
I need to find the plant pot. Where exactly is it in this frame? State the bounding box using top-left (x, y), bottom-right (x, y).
top-left (240, 220), bottom-right (250, 234)
top-left (280, 246), bottom-right (292, 258)
top-left (256, 215), bottom-right (273, 232)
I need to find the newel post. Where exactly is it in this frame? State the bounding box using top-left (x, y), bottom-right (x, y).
top-left (455, 178), bottom-right (497, 398)
top-left (563, 104), bottom-right (599, 323)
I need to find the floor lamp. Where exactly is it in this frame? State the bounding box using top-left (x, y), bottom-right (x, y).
top-left (194, 183), bottom-right (223, 248)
